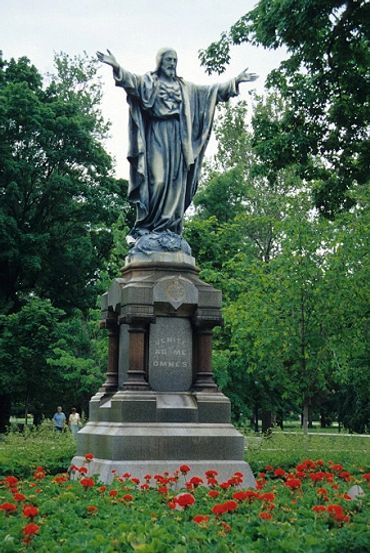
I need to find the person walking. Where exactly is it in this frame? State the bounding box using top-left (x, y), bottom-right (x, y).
top-left (52, 406), bottom-right (66, 433)
top-left (68, 407), bottom-right (81, 437)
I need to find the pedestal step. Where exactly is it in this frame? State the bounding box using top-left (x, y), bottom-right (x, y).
top-left (89, 390), bottom-right (232, 424)
top-left (77, 422), bottom-right (245, 461)
top-left (71, 457), bottom-right (256, 488)
top-left (156, 393), bottom-right (197, 422)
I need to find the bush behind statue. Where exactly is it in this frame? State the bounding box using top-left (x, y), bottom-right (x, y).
top-left (0, 420), bottom-right (76, 479)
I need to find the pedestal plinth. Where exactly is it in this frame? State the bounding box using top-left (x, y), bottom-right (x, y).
top-left (72, 252), bottom-right (255, 487)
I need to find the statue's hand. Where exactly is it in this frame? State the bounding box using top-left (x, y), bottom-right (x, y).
top-left (96, 49), bottom-right (119, 71)
top-left (236, 68), bottom-right (259, 84)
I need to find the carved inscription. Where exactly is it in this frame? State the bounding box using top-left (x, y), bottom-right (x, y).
top-left (149, 317), bottom-right (192, 391)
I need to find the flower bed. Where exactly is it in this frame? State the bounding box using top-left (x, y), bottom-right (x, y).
top-left (1, 456), bottom-right (369, 553)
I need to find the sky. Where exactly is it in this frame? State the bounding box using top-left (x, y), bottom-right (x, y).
top-left (1, 0), bottom-right (286, 178)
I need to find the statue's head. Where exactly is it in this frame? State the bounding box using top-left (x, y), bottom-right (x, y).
top-left (155, 48), bottom-right (177, 79)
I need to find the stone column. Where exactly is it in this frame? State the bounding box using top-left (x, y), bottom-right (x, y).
top-left (99, 309), bottom-right (119, 394)
top-left (122, 316), bottom-right (153, 390)
top-left (192, 316), bottom-right (219, 392)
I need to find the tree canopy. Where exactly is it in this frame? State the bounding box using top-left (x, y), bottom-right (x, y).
top-left (199, 0), bottom-right (370, 216)
top-left (0, 52), bottom-right (128, 314)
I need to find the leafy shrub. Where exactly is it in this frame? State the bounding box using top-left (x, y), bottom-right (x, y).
top-left (0, 421), bottom-right (76, 478)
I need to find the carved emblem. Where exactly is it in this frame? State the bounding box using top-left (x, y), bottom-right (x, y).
top-left (165, 278), bottom-right (186, 309)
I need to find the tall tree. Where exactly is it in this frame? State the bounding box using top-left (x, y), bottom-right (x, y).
top-left (199, 0), bottom-right (370, 216)
top-left (0, 52), bottom-right (127, 315)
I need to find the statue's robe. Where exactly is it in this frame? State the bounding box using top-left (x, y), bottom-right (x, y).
top-left (114, 67), bottom-right (238, 236)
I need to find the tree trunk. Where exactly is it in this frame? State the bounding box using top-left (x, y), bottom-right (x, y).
top-left (308, 405), bottom-right (313, 428)
top-left (261, 409), bottom-right (273, 433)
top-left (276, 410), bottom-right (284, 430)
top-left (254, 404), bottom-right (259, 433)
top-left (24, 393), bottom-right (30, 427)
top-left (320, 412), bottom-right (327, 428)
top-left (302, 400), bottom-right (309, 435)
top-left (0, 394), bottom-right (11, 433)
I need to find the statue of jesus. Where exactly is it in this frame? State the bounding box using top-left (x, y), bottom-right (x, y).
top-left (97, 48), bottom-right (258, 255)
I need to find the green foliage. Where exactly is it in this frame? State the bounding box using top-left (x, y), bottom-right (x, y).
top-left (0, 297), bottom-right (106, 421)
top-left (0, 421), bottom-right (75, 478)
top-left (0, 52), bottom-right (128, 314)
top-left (0, 51), bottom-right (134, 427)
top-left (199, 0), bottom-right (370, 215)
top-left (187, 99), bottom-right (369, 433)
top-left (245, 431), bottom-right (370, 473)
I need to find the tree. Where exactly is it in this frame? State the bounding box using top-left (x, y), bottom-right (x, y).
top-left (0, 298), bottom-right (108, 431)
top-left (0, 52), bottom-right (132, 428)
top-left (199, 0), bottom-right (370, 216)
top-left (0, 52), bottom-right (128, 315)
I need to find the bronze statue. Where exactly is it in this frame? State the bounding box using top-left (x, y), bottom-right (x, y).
top-left (97, 48), bottom-right (258, 255)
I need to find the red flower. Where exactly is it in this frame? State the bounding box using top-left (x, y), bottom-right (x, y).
top-left (122, 472), bottom-right (131, 478)
top-left (256, 479), bottom-right (266, 490)
top-left (23, 505), bottom-right (39, 518)
top-left (188, 476), bottom-right (203, 488)
top-left (4, 476), bottom-right (18, 488)
top-left (274, 468), bottom-right (286, 478)
top-left (229, 474), bottom-right (244, 485)
top-left (212, 503), bottom-right (227, 516)
top-left (84, 453), bottom-right (94, 461)
top-left (208, 490), bottom-right (220, 498)
top-left (206, 478), bottom-right (217, 488)
top-left (168, 500), bottom-right (177, 509)
top-left (109, 489), bottom-right (118, 497)
top-left (259, 511), bottom-right (272, 520)
top-left (338, 471), bottom-right (351, 481)
top-left (285, 478), bottom-right (302, 489)
top-left (174, 493), bottom-right (196, 508)
top-left (13, 493), bottom-right (26, 501)
top-left (79, 466), bottom-right (88, 474)
top-left (33, 469), bottom-right (46, 480)
top-left (23, 523), bottom-right (40, 536)
top-left (233, 491), bottom-right (248, 501)
top-left (327, 504), bottom-right (344, 516)
top-left (179, 464), bottom-right (191, 474)
top-left (131, 477), bottom-right (140, 485)
top-left (193, 514), bottom-right (209, 524)
top-left (0, 502), bottom-right (17, 513)
top-left (141, 483), bottom-right (150, 490)
top-left (98, 485), bottom-right (106, 493)
top-left (259, 492), bottom-right (275, 502)
top-left (329, 463), bottom-right (343, 472)
top-left (80, 477), bottom-right (95, 488)
top-left (86, 505), bottom-right (98, 513)
top-left (362, 473), bottom-right (370, 480)
top-left (312, 505), bottom-right (326, 513)
top-left (157, 486), bottom-right (168, 495)
top-left (144, 474), bottom-right (152, 481)
top-left (220, 481), bottom-right (231, 490)
top-left (205, 470), bottom-right (218, 478)
top-left (265, 465), bottom-right (273, 472)
top-left (122, 494), bottom-right (134, 502)
top-left (223, 500), bottom-right (238, 512)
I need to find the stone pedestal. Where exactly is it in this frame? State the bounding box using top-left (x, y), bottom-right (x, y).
top-left (72, 252), bottom-right (255, 487)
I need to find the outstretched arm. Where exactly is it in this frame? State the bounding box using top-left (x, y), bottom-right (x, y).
top-left (96, 49), bottom-right (119, 72)
top-left (217, 68), bottom-right (258, 102)
top-left (235, 68), bottom-right (259, 85)
top-left (97, 49), bottom-right (141, 96)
